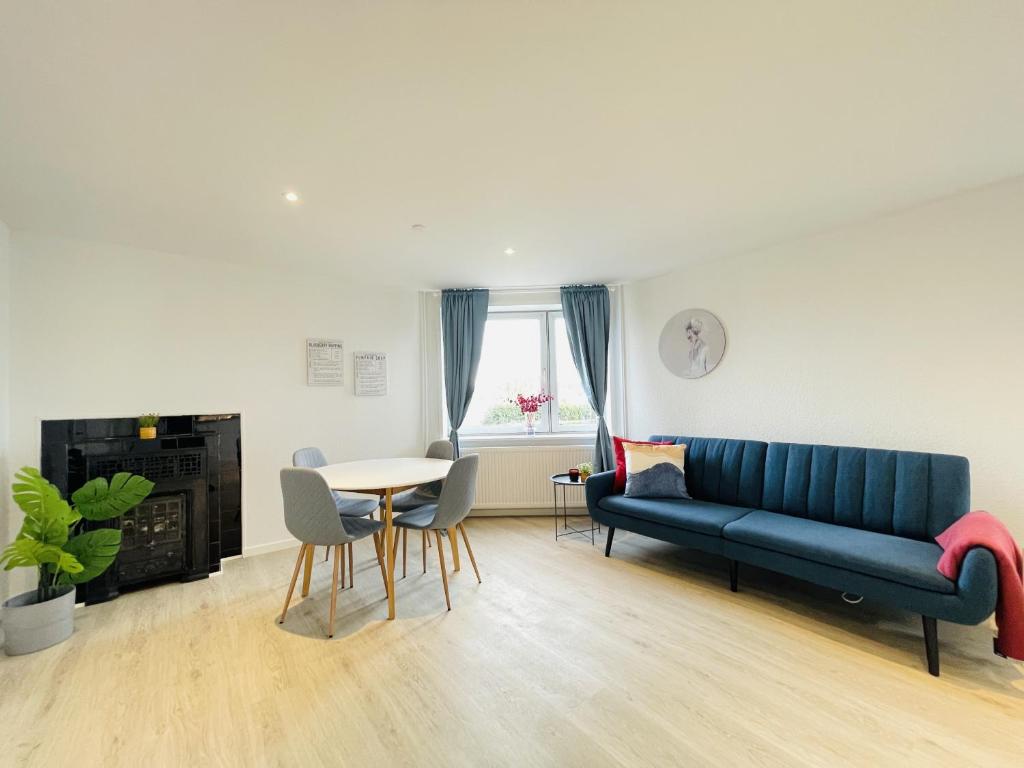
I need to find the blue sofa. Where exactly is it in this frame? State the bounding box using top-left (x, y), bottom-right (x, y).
top-left (585, 435), bottom-right (999, 676)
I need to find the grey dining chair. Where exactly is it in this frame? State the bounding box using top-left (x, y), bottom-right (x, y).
top-left (293, 446), bottom-right (379, 584)
top-left (278, 468), bottom-right (389, 637)
top-left (381, 439), bottom-right (454, 561)
top-left (391, 454), bottom-right (481, 610)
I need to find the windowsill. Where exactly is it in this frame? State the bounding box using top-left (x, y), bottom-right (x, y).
top-left (460, 432), bottom-right (596, 450)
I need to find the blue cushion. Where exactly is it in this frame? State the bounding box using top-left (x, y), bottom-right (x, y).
top-left (598, 495), bottom-right (755, 537)
top-left (722, 510), bottom-right (955, 594)
top-left (761, 443), bottom-right (969, 540)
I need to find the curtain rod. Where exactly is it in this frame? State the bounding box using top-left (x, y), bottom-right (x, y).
top-left (429, 284), bottom-right (617, 296)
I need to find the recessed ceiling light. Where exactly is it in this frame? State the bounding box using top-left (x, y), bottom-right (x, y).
top-left (282, 190), bottom-right (300, 203)
top-left (504, 247), bottom-right (516, 255)
top-left (411, 223), bottom-right (426, 230)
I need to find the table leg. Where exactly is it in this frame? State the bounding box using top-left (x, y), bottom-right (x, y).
top-left (448, 527), bottom-right (461, 572)
top-left (385, 487), bottom-right (396, 620)
top-left (301, 542), bottom-right (314, 597)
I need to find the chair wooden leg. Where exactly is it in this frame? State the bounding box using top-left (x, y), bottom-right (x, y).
top-left (372, 532), bottom-right (389, 596)
top-left (348, 542), bottom-right (354, 588)
top-left (328, 544), bottom-right (341, 638)
top-left (457, 522), bottom-right (481, 583)
top-left (392, 527), bottom-right (401, 564)
top-left (448, 527), bottom-right (461, 571)
top-left (434, 531), bottom-right (451, 610)
top-left (301, 544), bottom-right (314, 596)
top-left (402, 528), bottom-right (408, 579)
top-left (340, 542), bottom-right (346, 589)
top-left (422, 530), bottom-right (427, 574)
top-left (279, 544), bottom-right (308, 624)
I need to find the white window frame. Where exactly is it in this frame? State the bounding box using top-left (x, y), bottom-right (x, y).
top-left (546, 311), bottom-right (598, 433)
top-left (459, 307), bottom-right (597, 438)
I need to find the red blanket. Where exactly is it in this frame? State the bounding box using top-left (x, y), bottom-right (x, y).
top-left (935, 511), bottom-right (1024, 661)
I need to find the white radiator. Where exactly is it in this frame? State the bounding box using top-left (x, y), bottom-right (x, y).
top-left (466, 444), bottom-right (593, 511)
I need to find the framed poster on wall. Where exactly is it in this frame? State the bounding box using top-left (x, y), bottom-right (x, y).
top-left (306, 338), bottom-right (344, 386)
top-left (354, 351), bottom-right (388, 396)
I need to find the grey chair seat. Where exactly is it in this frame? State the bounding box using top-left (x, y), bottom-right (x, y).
top-left (392, 505), bottom-right (439, 530)
top-left (385, 487), bottom-right (441, 513)
top-left (339, 515), bottom-right (386, 538)
top-left (293, 447), bottom-right (377, 519)
top-left (379, 440), bottom-right (453, 512)
top-left (334, 493), bottom-right (379, 518)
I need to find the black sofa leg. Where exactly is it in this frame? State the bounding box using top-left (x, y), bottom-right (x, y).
top-left (729, 560), bottom-right (738, 592)
top-left (604, 527), bottom-right (615, 557)
top-left (922, 615), bottom-right (940, 677)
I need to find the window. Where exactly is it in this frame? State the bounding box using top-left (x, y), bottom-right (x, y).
top-left (460, 309), bottom-right (597, 435)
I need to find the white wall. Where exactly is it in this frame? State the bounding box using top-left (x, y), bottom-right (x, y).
top-left (0, 221), bottom-right (11, 601)
top-left (623, 177), bottom-right (1024, 541)
top-left (6, 233), bottom-right (422, 595)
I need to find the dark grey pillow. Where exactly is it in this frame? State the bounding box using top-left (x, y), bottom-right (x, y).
top-left (623, 443), bottom-right (690, 499)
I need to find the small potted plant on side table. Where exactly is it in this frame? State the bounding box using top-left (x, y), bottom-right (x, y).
top-left (577, 461), bottom-right (594, 482)
top-left (0, 467), bottom-right (154, 655)
top-left (138, 413), bottom-right (159, 439)
top-left (510, 392), bottom-right (554, 436)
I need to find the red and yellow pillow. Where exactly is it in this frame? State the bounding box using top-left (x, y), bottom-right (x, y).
top-left (612, 436), bottom-right (673, 493)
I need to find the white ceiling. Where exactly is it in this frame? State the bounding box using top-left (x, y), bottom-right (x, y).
top-left (1, 2), bottom-right (1023, 288)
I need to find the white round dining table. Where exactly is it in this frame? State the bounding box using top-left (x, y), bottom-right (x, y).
top-left (315, 458), bottom-right (453, 620)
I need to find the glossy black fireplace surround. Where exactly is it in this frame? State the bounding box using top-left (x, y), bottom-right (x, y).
top-left (41, 414), bottom-right (241, 604)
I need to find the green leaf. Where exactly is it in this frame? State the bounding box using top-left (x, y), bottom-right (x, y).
top-left (72, 472), bottom-right (155, 521)
top-left (60, 529), bottom-right (122, 584)
top-left (10, 466), bottom-right (78, 545)
top-left (0, 539), bottom-right (80, 573)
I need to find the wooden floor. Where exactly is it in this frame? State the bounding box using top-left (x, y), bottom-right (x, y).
top-left (2, 517), bottom-right (1023, 767)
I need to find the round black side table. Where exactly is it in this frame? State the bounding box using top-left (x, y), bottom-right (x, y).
top-left (550, 473), bottom-right (600, 544)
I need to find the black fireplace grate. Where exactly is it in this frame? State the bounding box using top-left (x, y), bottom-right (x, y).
top-left (121, 496), bottom-right (184, 550)
top-left (92, 452), bottom-right (204, 481)
top-left (118, 493), bottom-right (188, 584)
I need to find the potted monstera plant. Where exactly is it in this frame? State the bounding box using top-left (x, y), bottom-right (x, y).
top-left (0, 467), bottom-right (154, 655)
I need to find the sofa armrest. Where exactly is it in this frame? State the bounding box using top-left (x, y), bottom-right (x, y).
top-left (954, 546), bottom-right (1000, 625)
top-left (585, 470), bottom-right (617, 513)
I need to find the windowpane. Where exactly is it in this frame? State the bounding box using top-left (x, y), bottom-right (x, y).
top-left (553, 316), bottom-right (597, 428)
top-left (461, 314), bottom-right (545, 432)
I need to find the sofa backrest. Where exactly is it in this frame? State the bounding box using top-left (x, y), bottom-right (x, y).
top-left (649, 435), bottom-right (767, 509)
top-left (761, 442), bottom-right (970, 541)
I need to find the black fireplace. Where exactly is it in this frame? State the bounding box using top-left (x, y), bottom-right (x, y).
top-left (41, 414), bottom-right (242, 604)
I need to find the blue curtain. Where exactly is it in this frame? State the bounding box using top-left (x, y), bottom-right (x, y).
top-left (560, 284), bottom-right (614, 472)
top-left (441, 289), bottom-right (489, 458)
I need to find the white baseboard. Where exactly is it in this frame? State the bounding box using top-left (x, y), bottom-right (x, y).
top-left (241, 511), bottom-right (584, 553)
top-left (243, 537), bottom-right (300, 557)
top-left (469, 506), bottom-right (587, 517)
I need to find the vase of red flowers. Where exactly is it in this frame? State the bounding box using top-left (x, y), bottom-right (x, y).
top-left (510, 392), bottom-right (554, 435)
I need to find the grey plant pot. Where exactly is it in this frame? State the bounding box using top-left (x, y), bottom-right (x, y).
top-left (2, 585), bottom-right (76, 656)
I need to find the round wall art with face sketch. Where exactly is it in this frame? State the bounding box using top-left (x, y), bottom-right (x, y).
top-left (658, 309), bottom-right (726, 379)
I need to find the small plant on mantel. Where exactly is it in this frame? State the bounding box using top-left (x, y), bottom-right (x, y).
top-left (138, 413), bottom-right (159, 440)
top-left (0, 467), bottom-right (154, 654)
